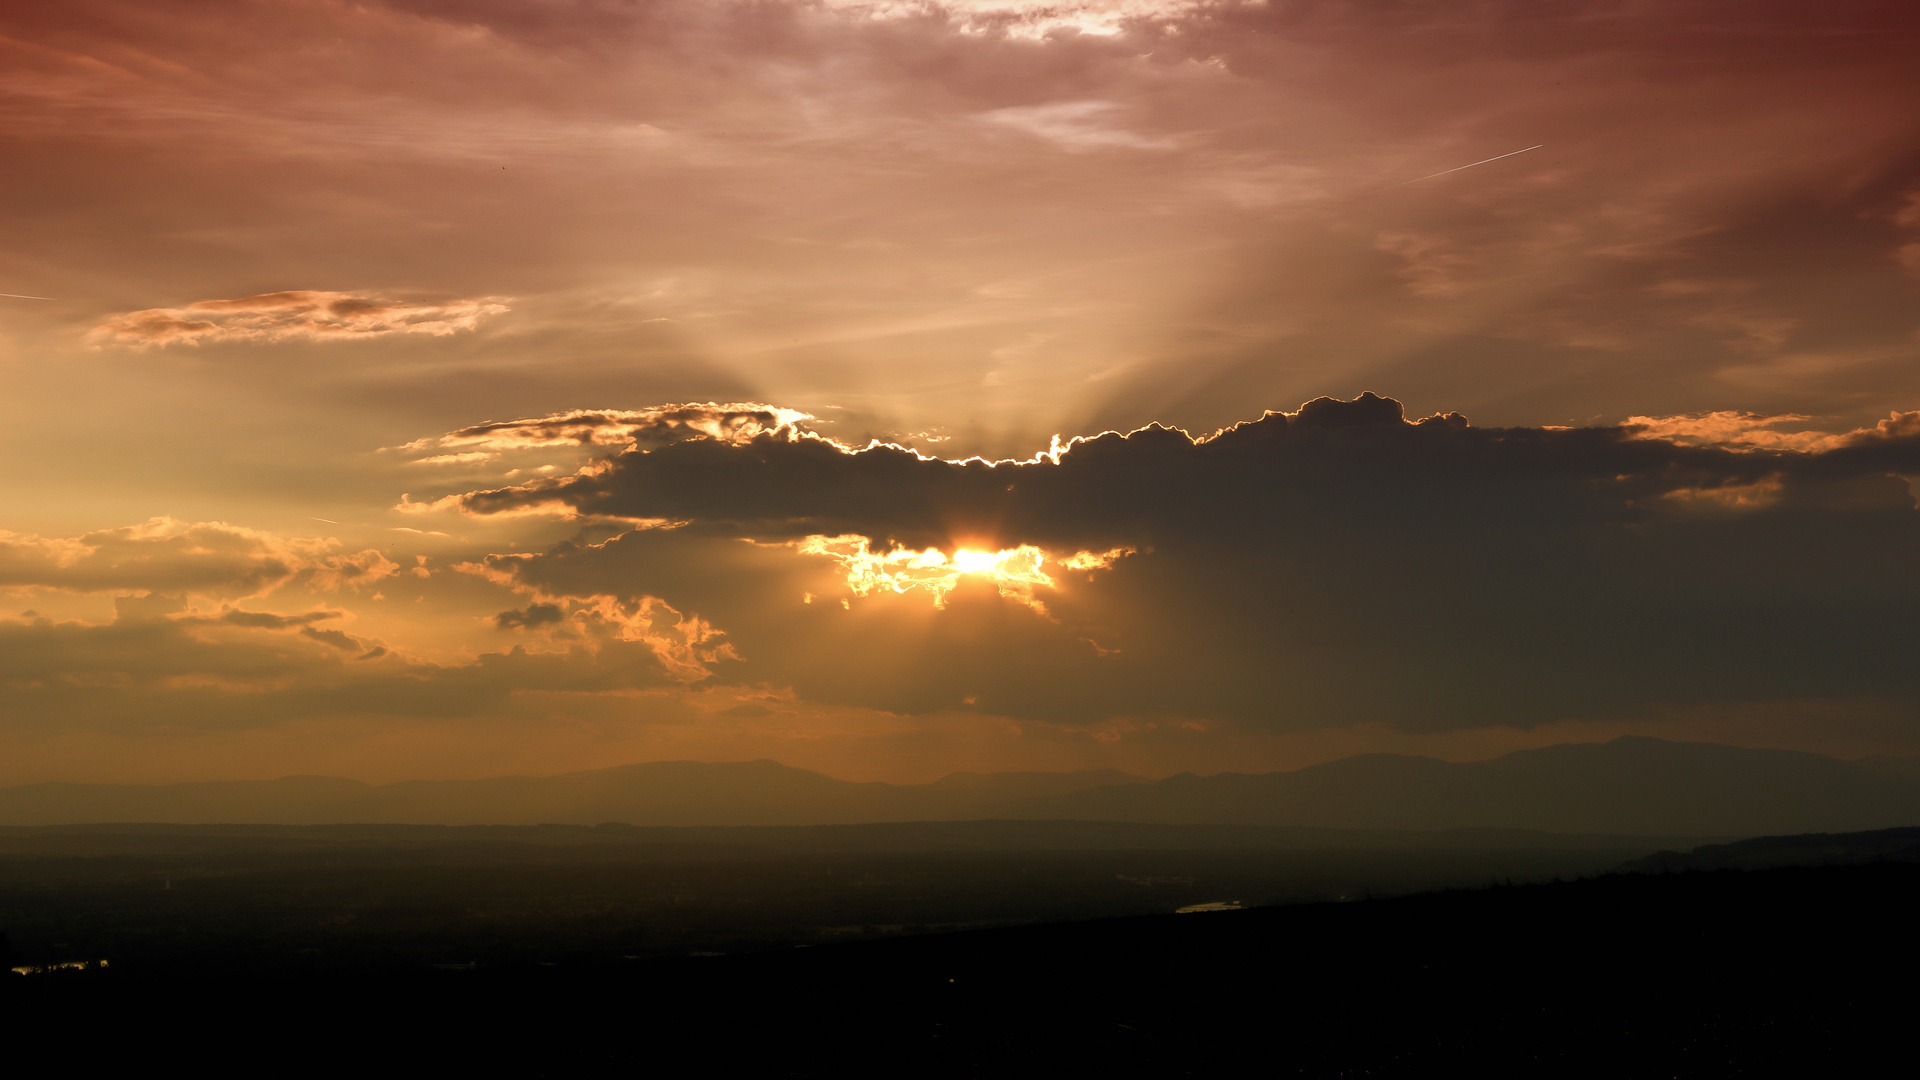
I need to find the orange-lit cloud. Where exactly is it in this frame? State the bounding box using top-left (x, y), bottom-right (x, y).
top-left (398, 403), bottom-right (816, 458)
top-left (1624, 412), bottom-right (1839, 452)
top-left (87, 291), bottom-right (508, 348)
top-left (0, 519), bottom-right (397, 598)
top-left (1659, 474), bottom-right (1784, 511)
top-left (476, 586), bottom-right (743, 684)
top-left (1626, 409), bottom-right (1920, 453)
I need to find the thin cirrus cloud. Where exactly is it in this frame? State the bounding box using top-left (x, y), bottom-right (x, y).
top-left (86, 291), bottom-right (510, 349)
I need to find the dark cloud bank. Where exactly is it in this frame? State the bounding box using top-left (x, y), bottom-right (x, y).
top-left (459, 395), bottom-right (1920, 732)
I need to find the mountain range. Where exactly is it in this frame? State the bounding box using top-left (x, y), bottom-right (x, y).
top-left (3, 737), bottom-right (1917, 835)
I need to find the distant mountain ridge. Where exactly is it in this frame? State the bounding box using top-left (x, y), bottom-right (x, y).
top-left (0, 763), bottom-right (1145, 828)
top-left (1623, 827), bottom-right (1920, 873)
top-left (1035, 738), bottom-right (1920, 835)
top-left (2, 738), bottom-right (1917, 835)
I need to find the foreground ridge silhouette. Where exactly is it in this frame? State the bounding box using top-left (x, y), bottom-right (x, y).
top-left (7, 857), bottom-right (1914, 1076)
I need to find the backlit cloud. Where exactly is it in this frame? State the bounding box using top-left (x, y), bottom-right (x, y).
top-left (406, 403), bottom-right (816, 456)
top-left (440, 392), bottom-right (1920, 549)
top-left (428, 394), bottom-right (1920, 731)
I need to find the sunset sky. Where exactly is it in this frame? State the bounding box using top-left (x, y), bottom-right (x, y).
top-left (3, 0), bottom-right (1918, 785)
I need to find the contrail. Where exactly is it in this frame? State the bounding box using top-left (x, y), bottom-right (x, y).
top-left (0, 292), bottom-right (53, 300)
top-left (1397, 144), bottom-right (1543, 186)
top-left (311, 517), bottom-right (339, 524)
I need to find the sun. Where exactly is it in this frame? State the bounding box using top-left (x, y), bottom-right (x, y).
top-left (951, 548), bottom-right (1001, 574)
top-left (794, 536), bottom-right (1135, 612)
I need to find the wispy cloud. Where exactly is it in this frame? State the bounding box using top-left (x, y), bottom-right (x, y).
top-left (1626, 409), bottom-right (1920, 453)
top-left (820, 0), bottom-right (1255, 39)
top-left (979, 101), bottom-right (1178, 152)
top-left (0, 518), bottom-right (397, 598)
top-left (87, 291), bottom-right (508, 348)
top-left (402, 404), bottom-right (817, 456)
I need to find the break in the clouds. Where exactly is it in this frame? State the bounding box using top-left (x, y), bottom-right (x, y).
top-left (87, 291), bottom-right (510, 348)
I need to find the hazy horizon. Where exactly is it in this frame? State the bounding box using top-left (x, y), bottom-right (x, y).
top-left (0, 732), bottom-right (1912, 789)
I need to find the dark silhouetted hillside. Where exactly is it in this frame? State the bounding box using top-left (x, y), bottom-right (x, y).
top-left (7, 862), bottom-right (1914, 1075)
top-left (1622, 826), bottom-right (1920, 872)
top-left (1853, 753), bottom-right (1920, 779)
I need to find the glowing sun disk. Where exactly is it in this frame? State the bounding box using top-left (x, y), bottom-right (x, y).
top-left (792, 536), bottom-right (1132, 611)
top-left (952, 548), bottom-right (1000, 573)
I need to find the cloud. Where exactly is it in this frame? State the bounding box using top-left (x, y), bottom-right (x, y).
top-left (7, 392), bottom-right (1920, 755)
top-left (87, 291), bottom-right (509, 348)
top-left (409, 403), bottom-right (815, 455)
top-left (215, 608), bottom-right (342, 630)
top-left (979, 101), bottom-right (1179, 151)
top-left (473, 579), bottom-right (741, 683)
top-left (1624, 412), bottom-right (1848, 453)
top-left (495, 602), bottom-right (565, 629)
top-left (819, 0), bottom-right (1256, 38)
top-left (427, 394), bottom-right (1920, 731)
top-left (1862, 409), bottom-right (1920, 442)
top-left (438, 392), bottom-right (1787, 547)
top-left (1626, 409), bottom-right (1920, 455)
top-left (0, 598), bottom-right (679, 734)
top-left (298, 625), bottom-right (366, 652)
top-left (0, 519), bottom-right (398, 598)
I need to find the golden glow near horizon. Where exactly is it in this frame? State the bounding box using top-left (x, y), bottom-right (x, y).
top-left (795, 536), bottom-right (1134, 611)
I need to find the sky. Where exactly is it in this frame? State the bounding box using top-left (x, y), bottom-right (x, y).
top-left (2, 0), bottom-right (1918, 785)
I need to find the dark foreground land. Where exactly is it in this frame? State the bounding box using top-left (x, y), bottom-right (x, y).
top-left (0, 819), bottom-right (1694, 972)
top-left (5, 826), bottom-right (1916, 1075)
